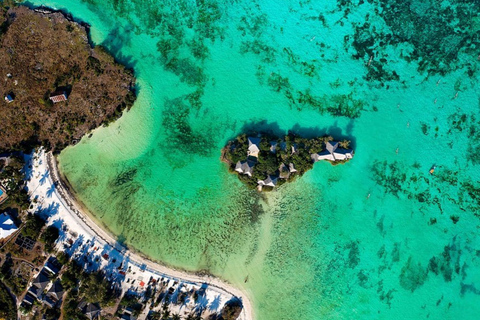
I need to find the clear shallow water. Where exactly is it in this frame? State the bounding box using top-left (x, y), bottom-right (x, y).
top-left (26, 0), bottom-right (480, 319)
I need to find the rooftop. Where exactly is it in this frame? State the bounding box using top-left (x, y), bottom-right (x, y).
top-left (258, 175), bottom-right (278, 188)
top-left (33, 270), bottom-right (50, 291)
top-left (49, 91), bottom-right (68, 103)
top-left (0, 212), bottom-right (17, 239)
top-left (47, 280), bottom-right (64, 301)
top-left (247, 137), bottom-right (261, 158)
top-left (312, 141), bottom-right (353, 162)
top-left (4, 94), bottom-right (14, 103)
top-left (0, 185), bottom-right (8, 204)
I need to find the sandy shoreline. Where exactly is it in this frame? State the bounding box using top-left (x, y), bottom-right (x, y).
top-left (31, 149), bottom-right (254, 320)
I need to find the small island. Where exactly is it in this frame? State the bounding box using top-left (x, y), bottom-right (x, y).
top-left (222, 132), bottom-right (354, 191)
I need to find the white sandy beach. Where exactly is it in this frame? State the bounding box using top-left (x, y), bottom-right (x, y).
top-left (26, 149), bottom-right (253, 320)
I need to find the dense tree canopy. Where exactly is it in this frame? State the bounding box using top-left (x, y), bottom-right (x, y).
top-left (223, 132), bottom-right (352, 190)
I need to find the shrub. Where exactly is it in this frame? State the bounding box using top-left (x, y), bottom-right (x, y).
top-left (22, 213), bottom-right (46, 240)
top-left (40, 226), bottom-right (59, 252)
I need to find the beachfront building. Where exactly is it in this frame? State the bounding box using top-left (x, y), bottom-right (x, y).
top-left (4, 94), bottom-right (14, 103)
top-left (49, 91), bottom-right (68, 103)
top-left (0, 212), bottom-right (17, 239)
top-left (235, 160), bottom-right (255, 177)
top-left (247, 137), bottom-right (261, 158)
top-left (0, 185), bottom-right (8, 205)
top-left (311, 141), bottom-right (354, 162)
top-left (258, 175), bottom-right (278, 188)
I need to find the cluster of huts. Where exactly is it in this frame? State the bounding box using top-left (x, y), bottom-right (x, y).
top-left (22, 256), bottom-right (102, 319)
top-left (233, 137), bottom-right (292, 189)
top-left (22, 257), bottom-right (65, 309)
top-left (234, 137), bottom-right (353, 190)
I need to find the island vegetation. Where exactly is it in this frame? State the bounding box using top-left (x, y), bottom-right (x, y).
top-left (222, 132), bottom-right (354, 191)
top-left (0, 279), bottom-right (16, 320)
top-left (0, 5), bottom-right (136, 153)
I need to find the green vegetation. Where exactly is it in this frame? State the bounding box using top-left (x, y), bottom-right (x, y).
top-left (81, 271), bottom-right (116, 306)
top-left (220, 299), bottom-right (243, 320)
top-left (22, 213), bottom-right (46, 240)
top-left (61, 260), bottom-right (83, 290)
top-left (0, 154), bottom-right (29, 210)
top-left (63, 289), bottom-right (88, 320)
top-left (223, 132), bottom-right (352, 190)
top-left (0, 254), bottom-right (28, 295)
top-left (0, 280), bottom-right (16, 320)
top-left (40, 225), bottom-right (60, 253)
top-left (56, 251), bottom-right (70, 265)
top-left (117, 293), bottom-right (143, 317)
top-left (61, 260), bottom-right (117, 306)
top-left (0, 6), bottom-right (136, 153)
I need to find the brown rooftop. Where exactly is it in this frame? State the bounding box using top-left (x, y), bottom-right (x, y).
top-left (49, 91), bottom-right (68, 103)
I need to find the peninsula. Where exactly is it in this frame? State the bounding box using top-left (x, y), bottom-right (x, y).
top-left (222, 132), bottom-right (354, 190)
top-left (0, 5), bottom-right (135, 153)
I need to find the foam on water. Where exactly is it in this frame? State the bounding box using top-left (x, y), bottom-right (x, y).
top-left (26, 0), bottom-right (480, 318)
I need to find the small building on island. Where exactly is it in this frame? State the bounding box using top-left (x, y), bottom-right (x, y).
top-left (235, 160), bottom-right (255, 177)
top-left (258, 175), bottom-right (278, 188)
top-left (49, 91), bottom-right (68, 103)
top-left (4, 94), bottom-right (14, 103)
top-left (247, 137), bottom-right (261, 158)
top-left (279, 163), bottom-right (297, 179)
top-left (269, 141), bottom-right (277, 153)
top-left (311, 141), bottom-right (354, 162)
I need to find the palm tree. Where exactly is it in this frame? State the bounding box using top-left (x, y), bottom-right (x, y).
top-left (161, 309), bottom-right (171, 320)
top-left (171, 314), bottom-right (181, 320)
top-left (339, 139), bottom-right (351, 149)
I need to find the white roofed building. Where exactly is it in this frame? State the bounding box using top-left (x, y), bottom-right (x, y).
top-left (247, 137), bottom-right (261, 158)
top-left (235, 160), bottom-right (255, 177)
top-left (0, 212), bottom-right (18, 239)
top-left (258, 175), bottom-right (278, 188)
top-left (333, 148), bottom-right (354, 160)
top-left (289, 163), bottom-right (297, 173)
top-left (311, 141), bottom-right (353, 162)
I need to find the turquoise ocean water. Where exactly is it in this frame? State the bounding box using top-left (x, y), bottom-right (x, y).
top-left (25, 0), bottom-right (480, 318)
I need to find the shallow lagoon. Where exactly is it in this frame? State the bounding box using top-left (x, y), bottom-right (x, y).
top-left (26, 0), bottom-right (480, 318)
